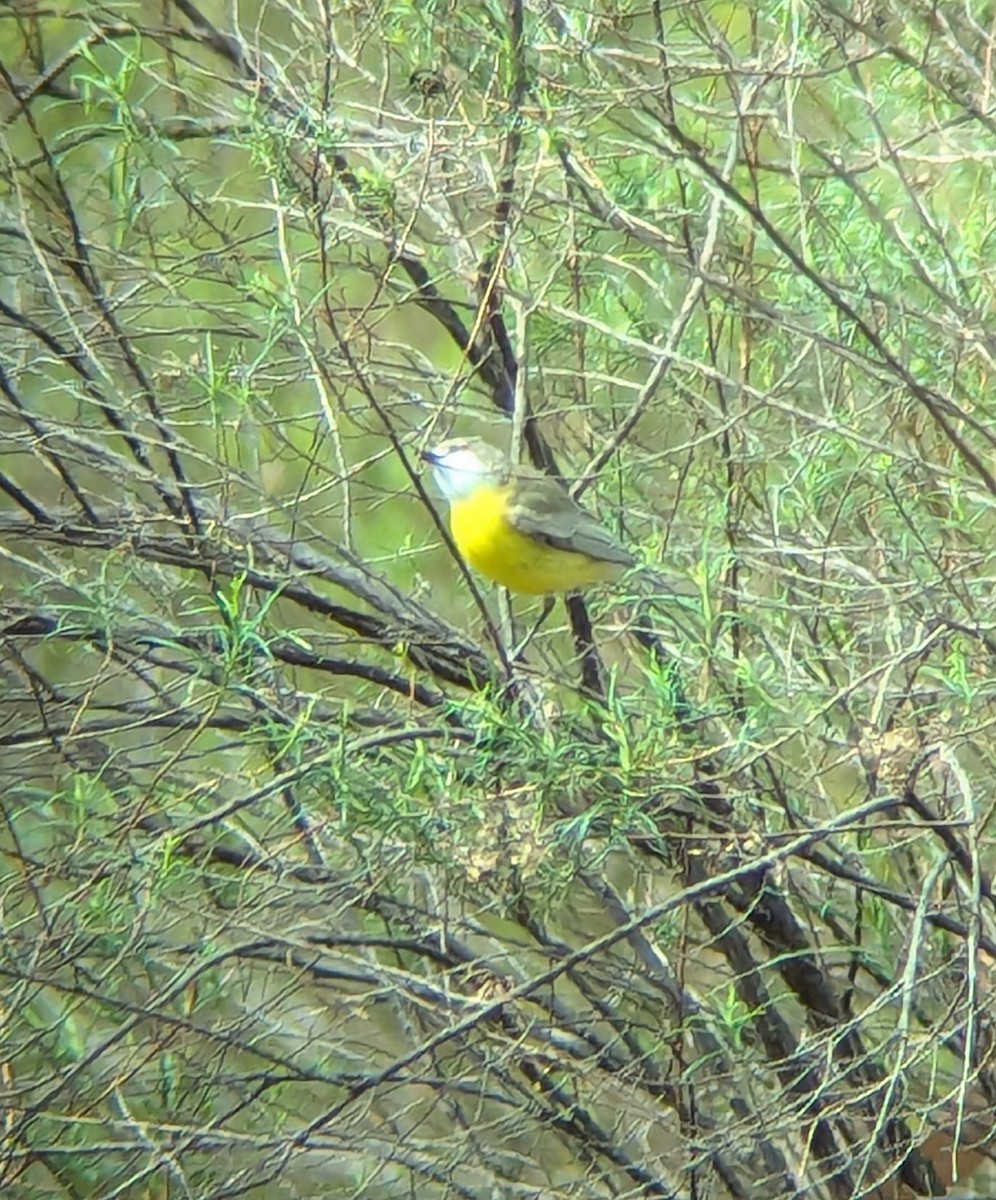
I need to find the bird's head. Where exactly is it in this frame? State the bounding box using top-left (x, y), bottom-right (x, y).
top-left (421, 437), bottom-right (509, 501)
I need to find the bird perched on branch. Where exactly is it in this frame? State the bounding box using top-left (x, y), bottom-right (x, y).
top-left (422, 437), bottom-right (635, 595)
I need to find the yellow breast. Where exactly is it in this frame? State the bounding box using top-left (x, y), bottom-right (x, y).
top-left (448, 484), bottom-right (617, 595)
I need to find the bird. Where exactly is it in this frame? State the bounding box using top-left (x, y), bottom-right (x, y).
top-left (421, 437), bottom-right (635, 595)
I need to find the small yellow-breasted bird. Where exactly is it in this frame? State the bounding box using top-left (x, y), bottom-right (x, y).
top-left (422, 437), bottom-right (635, 595)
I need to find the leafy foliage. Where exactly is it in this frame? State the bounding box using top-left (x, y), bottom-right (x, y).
top-left (2, 1), bottom-right (996, 1197)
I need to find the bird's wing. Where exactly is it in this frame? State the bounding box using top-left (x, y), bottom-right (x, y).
top-left (505, 473), bottom-right (635, 567)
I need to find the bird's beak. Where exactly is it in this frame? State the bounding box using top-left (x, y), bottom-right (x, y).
top-left (420, 447), bottom-right (441, 466)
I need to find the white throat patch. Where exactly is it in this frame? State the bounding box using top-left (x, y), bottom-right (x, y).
top-left (429, 446), bottom-right (492, 501)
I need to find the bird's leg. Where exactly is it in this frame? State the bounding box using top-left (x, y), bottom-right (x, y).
top-left (511, 595), bottom-right (555, 663)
